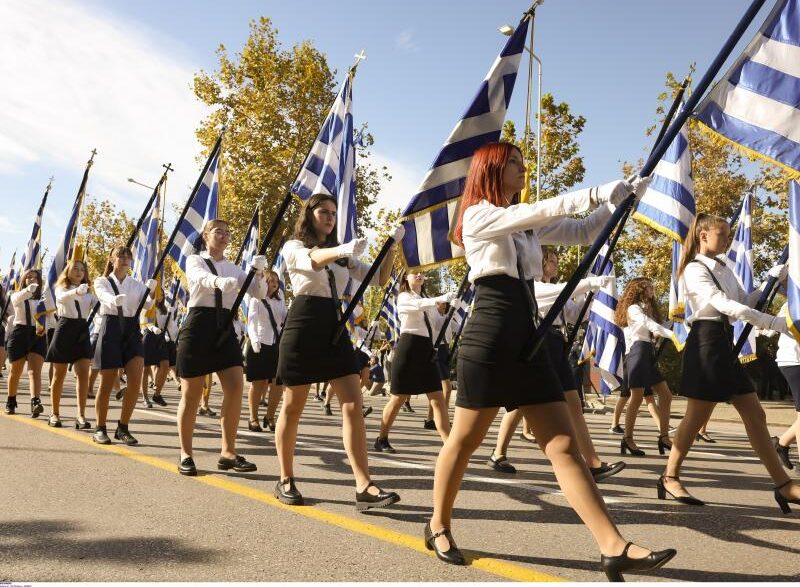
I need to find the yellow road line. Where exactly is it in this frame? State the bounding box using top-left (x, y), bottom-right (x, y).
top-left (3, 414), bottom-right (564, 582)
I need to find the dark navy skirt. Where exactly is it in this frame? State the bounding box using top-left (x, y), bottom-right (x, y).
top-left (7, 324), bottom-right (47, 361)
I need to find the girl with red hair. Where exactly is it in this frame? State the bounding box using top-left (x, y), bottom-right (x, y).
top-left (425, 142), bottom-right (676, 582)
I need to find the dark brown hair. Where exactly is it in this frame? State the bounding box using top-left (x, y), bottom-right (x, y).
top-left (20, 269), bottom-right (43, 299)
top-left (293, 193), bottom-right (339, 249)
top-left (265, 269), bottom-right (282, 300)
top-left (399, 270), bottom-right (428, 296)
top-left (104, 245), bottom-right (133, 276)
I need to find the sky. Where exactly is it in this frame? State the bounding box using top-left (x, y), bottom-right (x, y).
top-left (0, 0), bottom-right (762, 271)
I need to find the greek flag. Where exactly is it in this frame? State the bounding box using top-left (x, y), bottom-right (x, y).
top-left (695, 0), bottom-right (800, 177)
top-left (786, 180), bottom-right (800, 341)
top-left (2, 251), bottom-right (17, 293)
top-left (292, 72), bottom-right (357, 244)
top-left (20, 183), bottom-right (50, 279)
top-left (580, 243), bottom-right (624, 395)
top-left (167, 141), bottom-right (221, 273)
top-left (379, 279), bottom-right (401, 344)
top-left (132, 188), bottom-right (162, 282)
top-left (454, 283), bottom-right (475, 331)
top-left (239, 211), bottom-right (259, 321)
top-left (668, 240), bottom-right (691, 350)
top-left (633, 111), bottom-right (696, 241)
top-left (272, 250), bottom-right (287, 295)
top-left (399, 18), bottom-right (529, 270)
top-left (724, 191), bottom-right (757, 362)
top-left (42, 183), bottom-right (87, 312)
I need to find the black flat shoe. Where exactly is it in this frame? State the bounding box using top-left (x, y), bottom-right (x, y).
top-left (696, 432), bottom-right (715, 443)
top-left (374, 437), bottom-right (396, 454)
top-left (600, 541), bottom-right (676, 582)
top-left (93, 427), bottom-right (111, 445)
top-left (774, 479), bottom-right (800, 514)
top-left (30, 397), bottom-right (43, 418)
top-left (274, 477), bottom-right (304, 505)
top-left (362, 406), bottom-right (373, 418)
top-left (423, 419), bottom-right (437, 430)
top-left (248, 420), bottom-right (263, 433)
top-left (620, 437), bottom-right (645, 456)
top-left (114, 425), bottom-right (139, 446)
top-left (178, 456), bottom-right (198, 476)
top-left (115, 387), bottom-right (126, 401)
top-left (487, 454), bottom-right (516, 474)
top-left (4, 396), bottom-right (17, 415)
top-left (657, 475), bottom-right (704, 506)
top-left (590, 461), bottom-right (626, 483)
top-left (609, 425), bottom-right (624, 435)
top-left (773, 436), bottom-right (794, 470)
top-left (424, 521), bottom-right (466, 565)
top-left (355, 482), bottom-right (400, 511)
top-left (152, 394), bottom-right (167, 407)
top-left (262, 415), bottom-right (275, 432)
top-left (323, 404), bottom-right (333, 416)
top-left (218, 455), bottom-right (257, 472)
top-left (657, 434), bottom-right (672, 456)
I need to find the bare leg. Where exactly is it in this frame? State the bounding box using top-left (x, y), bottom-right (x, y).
top-left (119, 357), bottom-right (144, 425)
top-left (73, 359), bottom-right (90, 419)
top-left (653, 381), bottom-right (673, 437)
top-left (27, 353), bottom-right (44, 399)
top-left (7, 358), bottom-right (26, 399)
top-left (564, 389), bottom-right (602, 468)
top-left (217, 366), bottom-right (244, 459)
top-left (378, 393), bottom-right (408, 438)
top-left (177, 375), bottom-right (204, 459)
top-left (153, 360), bottom-right (169, 396)
top-left (332, 374), bottom-right (378, 491)
top-left (778, 413), bottom-right (800, 447)
top-left (248, 380), bottom-right (267, 423)
top-left (663, 398), bottom-right (716, 497)
top-left (491, 409), bottom-right (523, 458)
top-left (623, 388), bottom-right (645, 450)
top-left (276, 384), bottom-right (311, 481)
top-left (266, 380), bottom-right (283, 424)
top-left (612, 394), bottom-right (628, 428)
top-left (95, 368), bottom-right (118, 427)
top-left (426, 390), bottom-right (450, 442)
top-left (50, 363), bottom-right (68, 417)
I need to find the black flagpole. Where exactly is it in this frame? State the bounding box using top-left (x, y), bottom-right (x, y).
top-left (529, 0), bottom-right (768, 360)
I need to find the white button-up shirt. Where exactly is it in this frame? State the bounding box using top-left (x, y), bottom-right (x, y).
top-left (10, 289), bottom-right (40, 326)
top-left (623, 303), bottom-right (672, 352)
top-left (397, 291), bottom-right (439, 337)
top-left (682, 254), bottom-right (772, 328)
top-left (535, 280), bottom-right (597, 327)
top-left (462, 188), bottom-right (614, 283)
top-left (55, 286), bottom-right (97, 320)
top-left (776, 304), bottom-right (800, 366)
top-left (281, 239), bottom-right (379, 298)
top-left (94, 273), bottom-right (154, 317)
top-left (246, 295), bottom-right (287, 346)
top-left (431, 309), bottom-right (459, 345)
top-left (185, 252), bottom-right (267, 309)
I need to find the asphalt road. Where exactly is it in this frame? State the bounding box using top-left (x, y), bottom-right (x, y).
top-left (1, 373), bottom-right (799, 582)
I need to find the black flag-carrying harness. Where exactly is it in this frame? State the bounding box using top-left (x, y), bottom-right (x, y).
top-left (528, 0), bottom-right (769, 361)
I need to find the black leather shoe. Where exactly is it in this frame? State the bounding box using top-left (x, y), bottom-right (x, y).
top-left (262, 415), bottom-right (275, 432)
top-left (773, 436), bottom-right (794, 470)
top-left (487, 454), bottom-right (516, 474)
top-left (600, 542), bottom-right (676, 582)
top-left (590, 461), bottom-right (626, 483)
top-left (30, 397), bottom-right (44, 418)
top-left (609, 425), bottom-right (624, 435)
top-left (774, 479), bottom-right (800, 514)
top-left (424, 521), bottom-right (466, 565)
top-left (218, 455), bottom-right (257, 472)
top-left (355, 482), bottom-right (400, 511)
top-left (274, 477), bottom-right (304, 505)
top-left (696, 431), bottom-right (715, 443)
top-left (93, 427), bottom-right (111, 445)
top-left (248, 420), bottom-right (263, 432)
top-left (620, 437), bottom-right (645, 456)
top-left (323, 404), bottom-right (333, 416)
top-left (373, 437), bottom-right (396, 453)
top-left (657, 434), bottom-right (672, 455)
top-left (115, 387), bottom-right (126, 401)
top-left (114, 425), bottom-right (139, 446)
top-left (152, 394), bottom-right (167, 407)
top-left (657, 475), bottom-right (704, 506)
top-left (4, 396), bottom-right (17, 415)
top-left (362, 406), bottom-right (373, 418)
top-left (423, 419), bottom-right (437, 430)
top-left (178, 456), bottom-right (198, 476)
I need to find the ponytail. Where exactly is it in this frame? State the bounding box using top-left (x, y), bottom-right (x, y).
top-left (677, 213), bottom-right (728, 279)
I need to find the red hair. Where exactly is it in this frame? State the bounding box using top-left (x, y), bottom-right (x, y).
top-left (453, 142), bottom-right (522, 245)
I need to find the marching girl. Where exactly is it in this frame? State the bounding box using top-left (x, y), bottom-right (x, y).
top-left (46, 260), bottom-right (96, 428)
top-left (486, 247), bottom-right (625, 482)
top-left (245, 269), bottom-right (286, 433)
top-left (0, 285), bottom-right (8, 383)
top-left (616, 278), bottom-right (675, 456)
top-left (141, 296), bottom-right (171, 408)
top-left (176, 219), bottom-right (267, 476)
top-left (4, 269), bottom-right (47, 417)
top-left (374, 271), bottom-right (455, 453)
top-left (275, 193), bottom-right (402, 510)
top-left (774, 302), bottom-right (800, 470)
top-left (424, 301), bottom-right (459, 431)
top-left (662, 213), bottom-right (800, 511)
top-left (93, 246), bottom-right (156, 445)
top-left (427, 142), bottom-right (676, 581)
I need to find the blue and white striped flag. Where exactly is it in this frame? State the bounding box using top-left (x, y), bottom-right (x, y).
top-left (2, 251), bottom-right (17, 293)
top-left (239, 210), bottom-right (259, 321)
top-left (292, 72), bottom-right (357, 244)
top-left (167, 141), bottom-right (221, 273)
top-left (633, 110), bottom-right (696, 241)
top-left (42, 181), bottom-right (87, 312)
top-left (785, 180), bottom-right (800, 341)
top-left (399, 18), bottom-right (529, 270)
top-left (272, 250), bottom-right (287, 295)
top-left (580, 242), bottom-right (624, 395)
top-left (132, 188), bottom-right (162, 282)
top-left (19, 183), bottom-right (50, 279)
top-left (724, 191), bottom-right (757, 362)
top-left (669, 240), bottom-right (691, 350)
top-left (379, 278), bottom-right (402, 345)
top-left (454, 283), bottom-right (475, 331)
top-left (695, 0), bottom-right (800, 177)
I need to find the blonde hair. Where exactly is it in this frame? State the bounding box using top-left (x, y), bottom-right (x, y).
top-left (56, 259), bottom-right (90, 290)
top-left (677, 213), bottom-right (729, 279)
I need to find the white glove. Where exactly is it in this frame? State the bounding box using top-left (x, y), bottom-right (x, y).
top-left (767, 263), bottom-right (787, 281)
top-left (250, 255), bottom-right (267, 271)
top-left (76, 283), bottom-right (89, 295)
top-left (593, 180), bottom-right (631, 207)
top-left (768, 315), bottom-right (790, 336)
top-left (149, 326), bottom-right (162, 335)
top-left (217, 276), bottom-right (239, 294)
top-left (629, 174), bottom-right (652, 202)
top-left (251, 341), bottom-right (262, 353)
top-left (586, 275), bottom-right (614, 290)
top-left (436, 291), bottom-right (458, 304)
top-left (145, 278), bottom-right (157, 292)
top-left (114, 294), bottom-right (126, 306)
top-left (390, 224), bottom-right (406, 243)
top-left (26, 283), bottom-right (38, 294)
top-left (337, 238), bottom-right (368, 259)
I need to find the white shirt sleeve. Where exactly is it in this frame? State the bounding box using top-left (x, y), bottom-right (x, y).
top-left (346, 258), bottom-right (381, 286)
top-left (186, 255), bottom-right (220, 291)
top-left (284, 240), bottom-right (318, 273)
top-left (93, 276), bottom-right (117, 307)
top-left (397, 291), bottom-right (439, 313)
top-left (628, 304), bottom-right (672, 339)
top-left (537, 203), bottom-right (614, 245)
top-left (55, 286), bottom-right (80, 304)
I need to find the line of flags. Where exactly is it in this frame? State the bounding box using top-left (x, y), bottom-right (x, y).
top-left (238, 209), bottom-right (260, 322)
